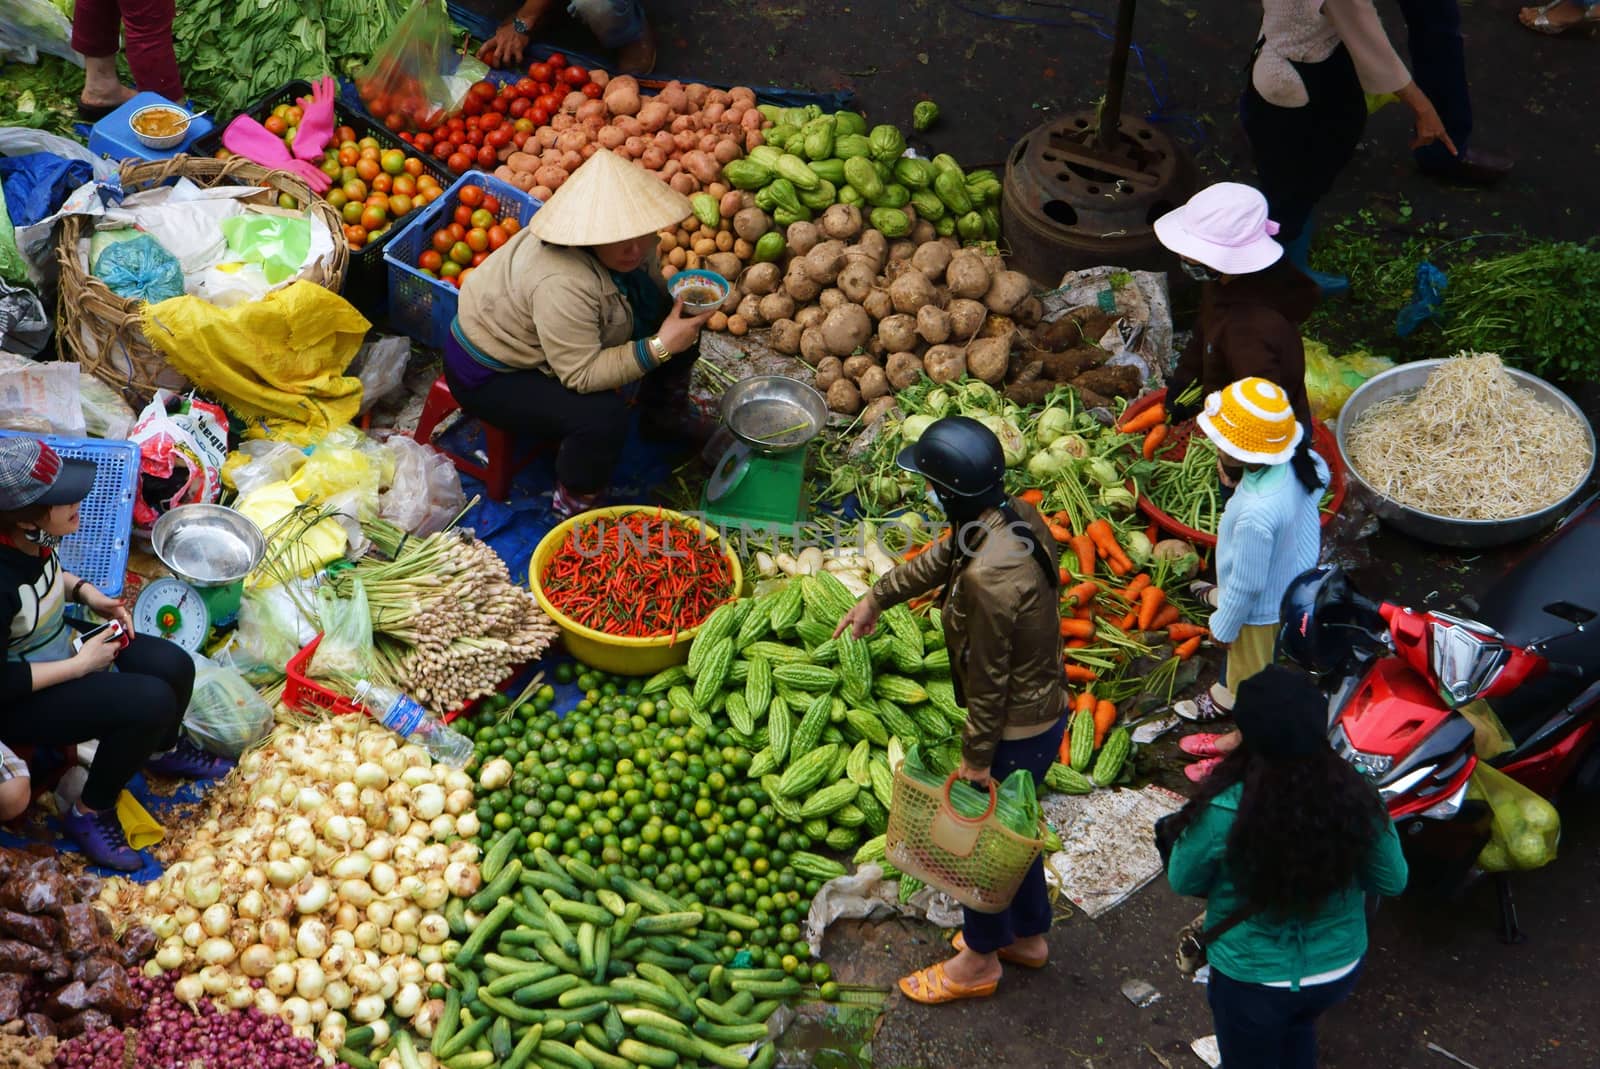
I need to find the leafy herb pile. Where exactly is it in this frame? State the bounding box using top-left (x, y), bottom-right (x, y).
top-left (172, 0), bottom-right (411, 118)
top-left (1310, 212), bottom-right (1600, 383)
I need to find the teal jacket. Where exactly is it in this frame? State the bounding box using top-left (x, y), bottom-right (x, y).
top-left (1165, 782), bottom-right (1409, 989)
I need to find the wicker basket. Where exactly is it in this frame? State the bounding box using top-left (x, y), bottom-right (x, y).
top-left (55, 154), bottom-right (349, 407)
top-left (885, 767), bottom-right (1049, 913)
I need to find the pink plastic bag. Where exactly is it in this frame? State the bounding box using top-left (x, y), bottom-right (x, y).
top-left (129, 390), bottom-right (229, 530)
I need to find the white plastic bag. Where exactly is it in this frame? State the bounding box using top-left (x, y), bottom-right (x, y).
top-left (129, 390), bottom-right (230, 530)
top-left (233, 584), bottom-right (315, 686)
top-left (0, 350), bottom-right (83, 434)
top-left (0, 0), bottom-right (81, 67)
top-left (185, 658), bottom-right (276, 758)
top-left (230, 439), bottom-right (308, 497)
top-left (78, 373), bottom-right (135, 440)
top-left (350, 335), bottom-right (410, 414)
top-left (379, 435), bottom-right (465, 536)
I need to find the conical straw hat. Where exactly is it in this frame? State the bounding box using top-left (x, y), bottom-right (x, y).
top-left (526, 148), bottom-right (693, 246)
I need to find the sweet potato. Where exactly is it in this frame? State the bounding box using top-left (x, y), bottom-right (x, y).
top-left (705, 252), bottom-right (741, 281)
top-left (821, 203), bottom-right (863, 241)
top-left (966, 336), bottom-right (1011, 384)
top-left (1015, 296), bottom-right (1044, 329)
top-left (818, 287), bottom-right (847, 312)
top-left (795, 305), bottom-right (826, 329)
top-left (889, 240), bottom-right (917, 262)
top-left (787, 221), bottom-right (821, 256)
top-left (733, 208), bottom-right (770, 243)
top-left (758, 292), bottom-right (797, 323)
top-left (804, 240), bottom-right (847, 285)
top-left (857, 229), bottom-right (888, 268)
top-left (769, 318), bottom-right (802, 355)
top-left (603, 76), bottom-right (642, 116)
top-left (923, 344), bottom-right (967, 384)
top-left (862, 288), bottom-right (893, 321)
top-left (507, 151), bottom-right (539, 174)
top-left (1005, 381), bottom-right (1055, 407)
top-left (784, 263), bottom-right (822, 303)
top-left (1041, 348), bottom-right (1103, 383)
top-left (842, 353), bottom-right (877, 381)
top-left (836, 260), bottom-right (876, 304)
top-left (1070, 365), bottom-right (1142, 398)
top-left (736, 293), bottom-right (765, 327)
top-left (885, 351), bottom-right (925, 390)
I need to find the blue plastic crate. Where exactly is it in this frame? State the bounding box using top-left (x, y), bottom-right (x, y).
top-left (0, 431), bottom-right (139, 597)
top-left (383, 170), bottom-right (541, 348)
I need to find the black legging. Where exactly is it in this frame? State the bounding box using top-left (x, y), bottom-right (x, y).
top-left (444, 349), bottom-right (699, 494)
top-left (0, 636), bottom-right (194, 810)
top-left (1239, 43), bottom-right (1368, 244)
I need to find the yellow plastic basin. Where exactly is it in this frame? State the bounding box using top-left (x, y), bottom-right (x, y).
top-left (529, 505), bottom-right (742, 676)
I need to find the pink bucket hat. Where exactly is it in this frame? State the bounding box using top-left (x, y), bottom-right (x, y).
top-left (1153, 182), bottom-right (1284, 275)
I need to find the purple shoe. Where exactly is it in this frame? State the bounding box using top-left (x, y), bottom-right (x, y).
top-left (61, 806), bottom-right (143, 872)
top-left (145, 737), bottom-right (234, 780)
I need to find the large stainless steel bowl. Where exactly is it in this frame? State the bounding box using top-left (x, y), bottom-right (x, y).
top-left (719, 375), bottom-right (829, 455)
top-left (1336, 360), bottom-right (1596, 548)
top-left (151, 504), bottom-right (266, 587)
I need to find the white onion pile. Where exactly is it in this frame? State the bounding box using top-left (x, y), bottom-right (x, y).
top-left (102, 717), bottom-right (481, 1057)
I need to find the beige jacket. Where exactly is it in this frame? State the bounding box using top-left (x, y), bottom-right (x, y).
top-left (1253, 0), bottom-right (1411, 108)
top-left (455, 228), bottom-right (668, 394)
top-left (868, 502), bottom-right (1066, 768)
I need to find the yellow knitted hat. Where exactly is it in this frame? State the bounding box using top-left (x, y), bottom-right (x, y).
top-left (1196, 377), bottom-right (1304, 465)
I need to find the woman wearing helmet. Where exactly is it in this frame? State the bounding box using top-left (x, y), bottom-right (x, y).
top-left (835, 416), bottom-right (1067, 1004)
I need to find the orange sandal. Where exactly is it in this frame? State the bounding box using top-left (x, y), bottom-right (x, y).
top-left (898, 960), bottom-right (999, 1004)
top-left (952, 932), bottom-right (1048, 969)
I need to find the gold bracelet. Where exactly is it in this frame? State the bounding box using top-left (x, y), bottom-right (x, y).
top-left (648, 335), bottom-right (670, 363)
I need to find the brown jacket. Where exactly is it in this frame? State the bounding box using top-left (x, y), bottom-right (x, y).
top-left (1167, 263), bottom-right (1318, 430)
top-left (868, 501), bottom-right (1066, 768)
top-left (455, 228), bottom-right (668, 393)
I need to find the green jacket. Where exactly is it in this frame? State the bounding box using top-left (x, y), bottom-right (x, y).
top-left (1165, 782), bottom-right (1408, 989)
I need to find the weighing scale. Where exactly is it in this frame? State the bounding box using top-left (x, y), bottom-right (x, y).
top-left (132, 505), bottom-right (266, 650)
top-left (700, 376), bottom-right (829, 534)
top-left (133, 576), bottom-right (212, 652)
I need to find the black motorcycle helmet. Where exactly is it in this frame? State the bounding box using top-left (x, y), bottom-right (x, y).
top-left (1277, 565), bottom-right (1387, 674)
top-left (895, 416), bottom-right (1005, 505)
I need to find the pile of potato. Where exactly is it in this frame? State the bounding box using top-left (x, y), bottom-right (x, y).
top-left (706, 203), bottom-right (1042, 415)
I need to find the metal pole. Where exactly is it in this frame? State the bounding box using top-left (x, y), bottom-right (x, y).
top-left (1095, 0), bottom-right (1137, 151)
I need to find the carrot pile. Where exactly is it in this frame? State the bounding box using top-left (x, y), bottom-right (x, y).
top-left (542, 511), bottom-right (735, 637)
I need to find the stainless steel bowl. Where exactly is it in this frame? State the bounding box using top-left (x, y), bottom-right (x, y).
top-left (1336, 360), bottom-right (1596, 548)
top-left (151, 504), bottom-right (266, 587)
top-left (719, 375), bottom-right (828, 455)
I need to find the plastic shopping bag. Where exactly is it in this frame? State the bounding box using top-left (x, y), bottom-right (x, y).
top-left (233, 585), bottom-right (315, 686)
top-left (93, 233), bottom-right (185, 304)
top-left (0, 350), bottom-right (83, 435)
top-left (185, 657), bottom-right (276, 758)
top-left (379, 433), bottom-right (465, 536)
top-left (1304, 342), bottom-right (1394, 424)
top-left (355, 0), bottom-right (487, 131)
top-left (309, 580), bottom-right (373, 681)
top-left (220, 214), bottom-right (311, 285)
top-left (1470, 762), bottom-right (1560, 873)
top-left (350, 335), bottom-right (411, 414)
top-left (129, 390), bottom-right (230, 530)
top-left (0, 0), bottom-right (81, 66)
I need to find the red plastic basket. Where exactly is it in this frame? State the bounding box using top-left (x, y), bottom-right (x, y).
top-left (281, 634), bottom-right (519, 724)
top-left (1127, 388), bottom-right (1347, 548)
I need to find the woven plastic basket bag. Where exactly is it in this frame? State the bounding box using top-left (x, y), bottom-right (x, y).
top-left (55, 154), bottom-right (348, 408)
top-left (884, 765), bottom-right (1048, 913)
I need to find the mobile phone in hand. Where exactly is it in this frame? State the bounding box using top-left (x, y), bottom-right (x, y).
top-left (76, 619), bottom-right (131, 653)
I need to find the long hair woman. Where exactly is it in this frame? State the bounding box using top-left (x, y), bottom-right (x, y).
top-left (1164, 665), bottom-right (1408, 1069)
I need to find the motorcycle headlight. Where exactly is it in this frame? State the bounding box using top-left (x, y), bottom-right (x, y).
top-left (1331, 725), bottom-right (1394, 781)
top-left (1428, 613), bottom-right (1510, 707)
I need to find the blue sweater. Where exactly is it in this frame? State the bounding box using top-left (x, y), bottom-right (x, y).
top-left (1209, 454), bottom-right (1327, 643)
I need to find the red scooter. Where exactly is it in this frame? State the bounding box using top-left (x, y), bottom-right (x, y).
top-left (1275, 498), bottom-right (1600, 939)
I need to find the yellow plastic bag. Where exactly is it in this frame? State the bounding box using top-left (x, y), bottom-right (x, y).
top-left (1304, 341), bottom-right (1394, 423)
top-left (1468, 762), bottom-right (1560, 872)
top-left (141, 281), bottom-right (370, 434)
top-left (236, 481), bottom-right (349, 586)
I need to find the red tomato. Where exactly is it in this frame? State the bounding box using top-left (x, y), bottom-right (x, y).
top-left (529, 62), bottom-right (552, 82)
top-left (581, 81), bottom-right (603, 99)
top-left (431, 229), bottom-right (454, 254)
top-left (414, 133), bottom-right (434, 153)
top-left (470, 251), bottom-right (490, 267)
top-left (512, 130), bottom-right (531, 148)
top-left (529, 106), bottom-right (551, 126)
top-left (462, 96), bottom-right (484, 117)
top-left (476, 144), bottom-right (498, 167)
top-left (466, 115), bottom-right (481, 130)
top-left (446, 151), bottom-right (472, 172)
top-left (419, 249), bottom-right (443, 273)
top-left (458, 185), bottom-right (485, 208)
top-left (447, 222), bottom-right (466, 241)
top-left (470, 80), bottom-right (497, 102)
top-left (455, 267), bottom-right (473, 288)
top-left (515, 77), bottom-right (538, 96)
top-left (561, 65), bottom-right (588, 86)
top-left (482, 194), bottom-right (501, 215)
top-left (509, 97), bottom-right (531, 118)
top-left (454, 205), bottom-right (474, 227)
top-left (432, 143), bottom-right (452, 161)
top-left (398, 131), bottom-right (414, 143)
top-left (448, 116), bottom-right (466, 131)
top-left (547, 52), bottom-right (567, 69)
top-left (486, 128), bottom-right (512, 148)
top-left (501, 216), bottom-right (520, 235)
top-left (535, 93), bottom-right (561, 114)
top-left (487, 225), bottom-right (510, 250)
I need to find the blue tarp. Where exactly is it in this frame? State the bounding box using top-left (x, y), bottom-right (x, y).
top-left (0, 151), bottom-right (92, 228)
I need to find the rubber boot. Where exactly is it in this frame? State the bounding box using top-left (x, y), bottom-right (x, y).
top-left (1280, 226), bottom-right (1349, 298)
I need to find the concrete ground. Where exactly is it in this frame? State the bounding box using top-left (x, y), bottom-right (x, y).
top-left (614, 2), bottom-right (1600, 1067)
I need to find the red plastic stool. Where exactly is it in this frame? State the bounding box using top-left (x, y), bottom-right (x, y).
top-left (414, 375), bottom-right (546, 502)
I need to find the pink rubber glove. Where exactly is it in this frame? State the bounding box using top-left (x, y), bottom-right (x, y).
top-left (292, 76), bottom-right (338, 162)
top-left (222, 115), bottom-right (332, 194)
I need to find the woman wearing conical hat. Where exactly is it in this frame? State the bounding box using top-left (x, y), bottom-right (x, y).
top-left (450, 149), bottom-right (712, 517)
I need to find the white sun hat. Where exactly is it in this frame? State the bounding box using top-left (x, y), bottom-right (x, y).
top-left (1153, 182), bottom-right (1284, 276)
top-left (526, 148), bottom-right (693, 247)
